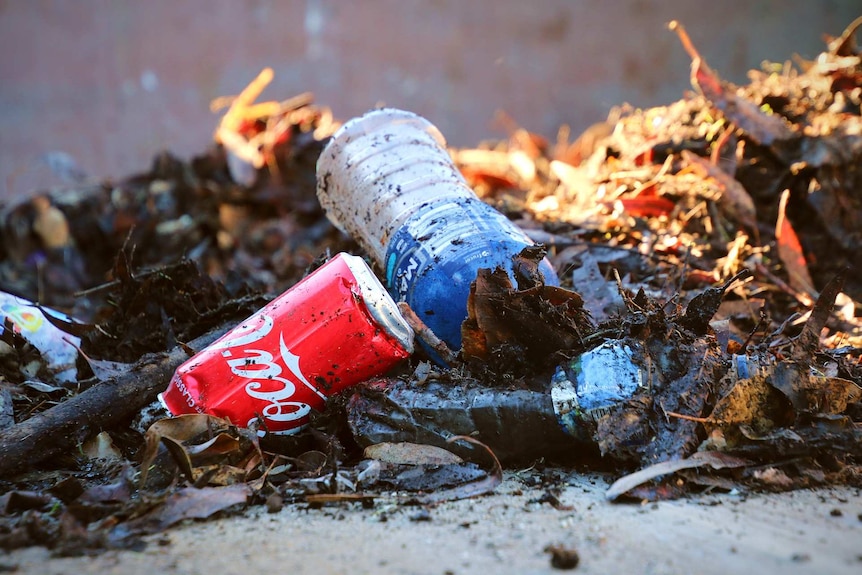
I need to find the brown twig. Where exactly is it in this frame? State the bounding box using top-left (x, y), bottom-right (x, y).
top-left (753, 262), bottom-right (815, 308)
top-left (665, 410), bottom-right (711, 423)
top-left (397, 301), bottom-right (458, 364)
top-left (0, 326), bottom-right (227, 478)
top-left (667, 20), bottom-right (701, 61)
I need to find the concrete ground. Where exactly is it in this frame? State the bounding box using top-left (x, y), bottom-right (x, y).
top-left (5, 472), bottom-right (861, 575)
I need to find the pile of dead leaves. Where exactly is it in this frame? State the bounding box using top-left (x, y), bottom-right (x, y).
top-left (1, 18), bottom-right (861, 555)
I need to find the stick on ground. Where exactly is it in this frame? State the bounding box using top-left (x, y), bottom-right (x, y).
top-left (0, 327), bottom-right (225, 478)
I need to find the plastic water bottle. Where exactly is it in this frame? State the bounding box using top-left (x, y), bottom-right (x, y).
top-left (346, 339), bottom-right (649, 463)
top-left (316, 108), bottom-right (559, 355)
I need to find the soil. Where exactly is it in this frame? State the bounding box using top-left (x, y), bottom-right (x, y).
top-left (5, 473), bottom-right (860, 575)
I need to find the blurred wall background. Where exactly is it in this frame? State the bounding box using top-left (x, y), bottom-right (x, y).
top-left (1, 0), bottom-right (859, 200)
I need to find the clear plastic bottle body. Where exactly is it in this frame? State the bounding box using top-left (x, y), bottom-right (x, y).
top-left (317, 108), bottom-right (559, 352)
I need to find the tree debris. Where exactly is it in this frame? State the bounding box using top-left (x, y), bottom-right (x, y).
top-left (1, 18), bottom-right (861, 555)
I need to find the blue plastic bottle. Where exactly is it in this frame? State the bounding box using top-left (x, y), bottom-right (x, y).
top-left (316, 108), bottom-right (559, 357)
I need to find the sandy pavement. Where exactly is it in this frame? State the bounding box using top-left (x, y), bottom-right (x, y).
top-left (5, 472), bottom-right (861, 575)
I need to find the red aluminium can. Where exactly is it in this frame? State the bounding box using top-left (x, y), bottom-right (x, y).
top-left (159, 252), bottom-right (414, 435)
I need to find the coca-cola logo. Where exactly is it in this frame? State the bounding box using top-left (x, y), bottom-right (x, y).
top-left (211, 312), bottom-right (324, 431)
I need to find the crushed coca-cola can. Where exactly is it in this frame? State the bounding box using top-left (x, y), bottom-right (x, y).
top-left (159, 252), bottom-right (415, 435)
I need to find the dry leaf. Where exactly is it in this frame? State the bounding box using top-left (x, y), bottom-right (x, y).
top-left (139, 414), bottom-right (257, 487)
top-left (704, 374), bottom-right (793, 437)
top-left (153, 484), bottom-right (250, 530)
top-left (81, 431), bottom-right (124, 461)
top-left (462, 265), bottom-right (591, 365)
top-left (606, 451), bottom-right (750, 500)
top-left (364, 442), bottom-right (464, 466)
top-left (795, 376), bottom-right (862, 414)
top-left (775, 189), bottom-right (816, 297)
top-left (681, 150), bottom-right (757, 235)
top-left (410, 435), bottom-right (503, 506)
top-left (670, 20), bottom-right (794, 146)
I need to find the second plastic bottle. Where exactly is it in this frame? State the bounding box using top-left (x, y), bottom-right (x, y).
top-left (316, 108), bottom-right (559, 356)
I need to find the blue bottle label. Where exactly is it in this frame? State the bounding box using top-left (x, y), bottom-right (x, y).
top-left (383, 198), bottom-right (558, 352)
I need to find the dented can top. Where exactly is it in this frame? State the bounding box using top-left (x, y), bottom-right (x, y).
top-left (339, 253), bottom-right (414, 354)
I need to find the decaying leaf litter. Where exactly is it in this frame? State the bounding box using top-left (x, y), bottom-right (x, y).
top-left (1, 19), bottom-right (861, 555)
